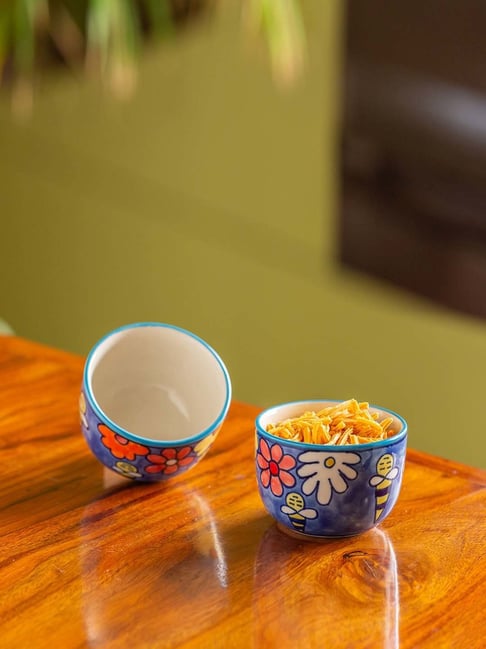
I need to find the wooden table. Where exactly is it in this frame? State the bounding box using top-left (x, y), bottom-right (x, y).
top-left (0, 337), bottom-right (485, 649)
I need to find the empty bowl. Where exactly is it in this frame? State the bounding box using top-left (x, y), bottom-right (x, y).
top-left (80, 322), bottom-right (231, 481)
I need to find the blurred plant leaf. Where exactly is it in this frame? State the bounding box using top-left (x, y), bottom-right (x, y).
top-left (0, 7), bottom-right (11, 73)
top-left (0, 0), bottom-right (306, 110)
top-left (12, 0), bottom-right (35, 74)
top-left (9, 0), bottom-right (49, 117)
top-left (48, 3), bottom-right (85, 66)
top-left (141, 0), bottom-right (173, 38)
top-left (87, 0), bottom-right (141, 98)
top-left (245, 0), bottom-right (306, 87)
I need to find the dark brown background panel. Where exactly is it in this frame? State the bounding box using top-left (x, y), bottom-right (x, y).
top-left (340, 0), bottom-right (486, 318)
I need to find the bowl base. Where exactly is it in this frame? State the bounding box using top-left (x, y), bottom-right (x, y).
top-left (276, 522), bottom-right (367, 542)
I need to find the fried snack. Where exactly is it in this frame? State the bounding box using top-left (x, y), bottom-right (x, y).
top-left (266, 399), bottom-right (396, 445)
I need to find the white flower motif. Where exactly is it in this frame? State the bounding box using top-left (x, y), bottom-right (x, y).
top-left (297, 451), bottom-right (360, 505)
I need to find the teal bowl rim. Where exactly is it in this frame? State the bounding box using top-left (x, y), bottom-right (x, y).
top-left (255, 399), bottom-right (407, 451)
top-left (83, 321), bottom-right (232, 447)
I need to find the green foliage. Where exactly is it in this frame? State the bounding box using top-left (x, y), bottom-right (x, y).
top-left (0, 0), bottom-right (305, 111)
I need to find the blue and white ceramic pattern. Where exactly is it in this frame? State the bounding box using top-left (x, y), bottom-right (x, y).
top-left (81, 322), bottom-right (231, 482)
top-left (255, 400), bottom-right (407, 538)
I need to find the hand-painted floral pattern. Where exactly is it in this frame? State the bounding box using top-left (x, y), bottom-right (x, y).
top-left (145, 446), bottom-right (195, 475)
top-left (113, 461), bottom-right (142, 479)
top-left (98, 424), bottom-right (149, 460)
top-left (257, 438), bottom-right (296, 497)
top-left (194, 431), bottom-right (218, 458)
top-left (79, 392), bottom-right (88, 429)
top-left (297, 451), bottom-right (360, 505)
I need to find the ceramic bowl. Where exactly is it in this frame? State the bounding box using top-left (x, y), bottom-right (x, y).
top-left (255, 400), bottom-right (407, 538)
top-left (80, 322), bottom-right (231, 481)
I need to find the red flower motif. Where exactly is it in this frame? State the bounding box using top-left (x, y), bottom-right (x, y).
top-left (257, 438), bottom-right (296, 496)
top-left (145, 446), bottom-right (195, 475)
top-left (98, 424), bottom-right (149, 460)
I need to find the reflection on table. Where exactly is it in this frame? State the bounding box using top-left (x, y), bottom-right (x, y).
top-left (80, 483), bottom-right (228, 647)
top-left (253, 526), bottom-right (399, 649)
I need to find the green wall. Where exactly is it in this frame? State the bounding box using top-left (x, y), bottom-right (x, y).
top-left (1, 2), bottom-right (485, 468)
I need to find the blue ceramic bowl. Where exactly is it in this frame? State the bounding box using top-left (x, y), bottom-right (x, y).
top-left (80, 323), bottom-right (231, 482)
top-left (255, 400), bottom-right (407, 538)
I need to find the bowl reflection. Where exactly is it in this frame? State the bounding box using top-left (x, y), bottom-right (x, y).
top-left (80, 485), bottom-right (228, 648)
top-left (253, 525), bottom-right (399, 648)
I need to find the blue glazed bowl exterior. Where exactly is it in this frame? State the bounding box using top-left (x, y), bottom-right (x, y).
top-left (80, 389), bottom-right (222, 482)
top-left (255, 401), bottom-right (407, 538)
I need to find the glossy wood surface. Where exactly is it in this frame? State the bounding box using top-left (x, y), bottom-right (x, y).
top-left (0, 336), bottom-right (485, 649)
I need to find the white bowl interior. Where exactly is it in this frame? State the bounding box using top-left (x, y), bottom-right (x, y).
top-left (258, 400), bottom-right (404, 438)
top-left (87, 326), bottom-right (229, 441)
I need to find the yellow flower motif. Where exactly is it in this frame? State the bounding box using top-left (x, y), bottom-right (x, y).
top-left (79, 392), bottom-right (88, 429)
top-left (113, 461), bottom-right (142, 479)
top-left (194, 431), bottom-right (218, 458)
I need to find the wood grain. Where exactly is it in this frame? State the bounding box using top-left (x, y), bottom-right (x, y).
top-left (0, 336), bottom-right (485, 648)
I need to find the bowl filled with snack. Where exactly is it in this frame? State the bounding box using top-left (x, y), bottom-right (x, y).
top-left (255, 399), bottom-right (407, 539)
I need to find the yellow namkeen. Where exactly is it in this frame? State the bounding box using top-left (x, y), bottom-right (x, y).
top-left (266, 399), bottom-right (396, 445)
